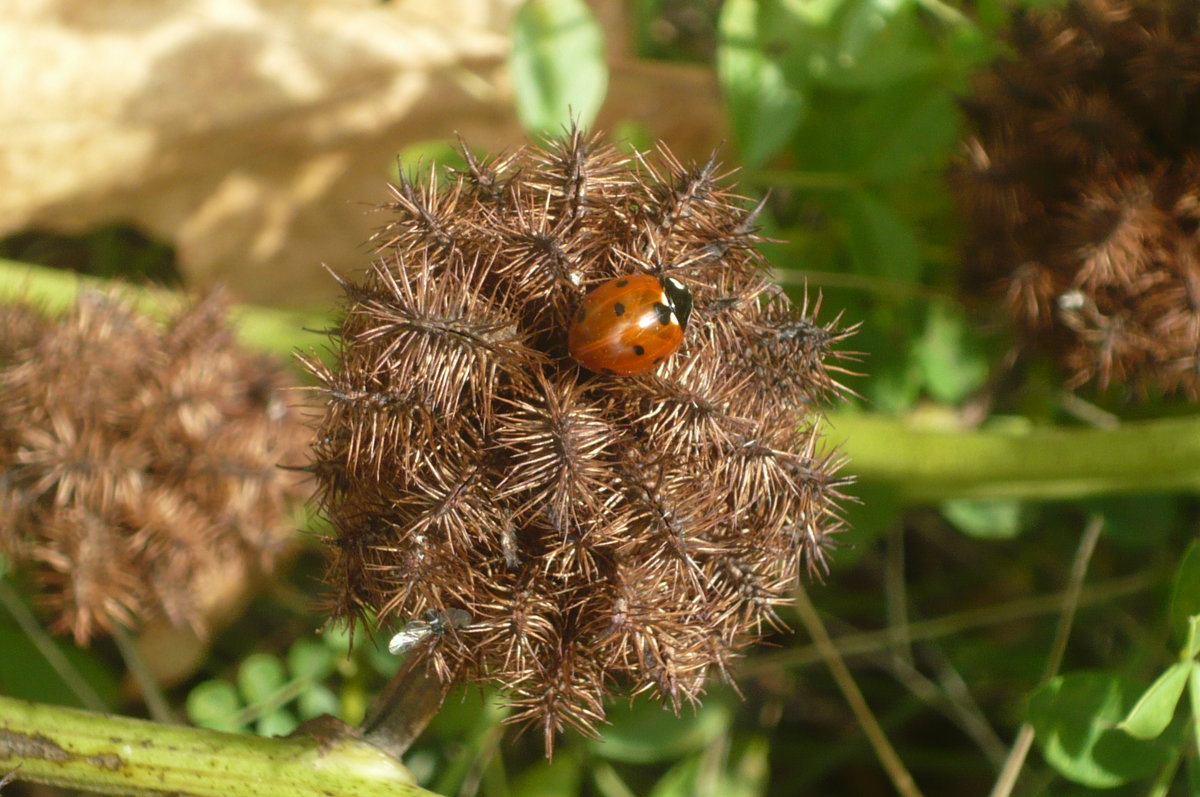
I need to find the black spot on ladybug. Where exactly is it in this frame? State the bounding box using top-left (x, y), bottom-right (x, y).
top-left (633, 345), bottom-right (645, 356)
top-left (613, 302), bottom-right (625, 316)
top-left (653, 303), bottom-right (672, 325)
top-left (576, 308), bottom-right (586, 322)
top-left (616, 279), bottom-right (629, 287)
top-left (602, 367), bottom-right (616, 376)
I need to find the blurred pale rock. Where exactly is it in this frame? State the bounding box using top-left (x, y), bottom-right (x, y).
top-left (0, 0), bottom-right (724, 307)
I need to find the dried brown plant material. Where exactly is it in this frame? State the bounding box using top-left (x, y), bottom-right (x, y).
top-left (0, 291), bottom-right (308, 644)
top-left (304, 128), bottom-right (854, 753)
top-left (950, 0), bottom-right (1200, 397)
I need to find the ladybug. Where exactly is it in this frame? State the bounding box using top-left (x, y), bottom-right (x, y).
top-left (568, 274), bottom-right (693, 376)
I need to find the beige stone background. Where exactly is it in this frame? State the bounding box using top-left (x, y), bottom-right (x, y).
top-left (1, 0), bottom-right (727, 310)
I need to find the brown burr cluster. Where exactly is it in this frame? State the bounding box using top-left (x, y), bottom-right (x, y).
top-left (303, 129), bottom-right (853, 751)
top-left (0, 291), bottom-right (307, 644)
top-left (950, 0), bottom-right (1200, 397)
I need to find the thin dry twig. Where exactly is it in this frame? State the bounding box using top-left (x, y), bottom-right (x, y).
top-left (988, 514), bottom-right (1105, 797)
top-left (112, 623), bottom-right (177, 724)
top-left (793, 583), bottom-right (924, 797)
top-left (747, 569), bottom-right (1161, 673)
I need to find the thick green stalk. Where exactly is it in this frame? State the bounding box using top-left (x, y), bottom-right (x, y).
top-left (822, 412), bottom-right (1200, 502)
top-left (0, 258), bottom-right (322, 356)
top-left (0, 695), bottom-right (434, 796)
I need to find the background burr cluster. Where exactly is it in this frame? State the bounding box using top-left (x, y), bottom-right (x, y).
top-left (0, 292), bottom-right (307, 644)
top-left (303, 129), bottom-right (853, 751)
top-left (950, 0), bottom-right (1200, 397)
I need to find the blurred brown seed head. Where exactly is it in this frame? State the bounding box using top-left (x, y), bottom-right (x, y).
top-left (950, 0), bottom-right (1200, 397)
top-left (304, 129), bottom-right (854, 753)
top-left (0, 291), bottom-right (307, 644)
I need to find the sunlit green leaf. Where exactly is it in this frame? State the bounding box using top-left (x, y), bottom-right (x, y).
top-left (914, 300), bottom-right (988, 403)
top-left (237, 653), bottom-right (287, 705)
top-left (1119, 662), bottom-right (1191, 740)
top-left (841, 189), bottom-right (922, 281)
top-left (863, 87), bottom-right (959, 181)
top-left (941, 498), bottom-right (1024, 539)
top-left (717, 0), bottom-right (807, 167)
top-left (1170, 540), bottom-right (1200, 644)
top-left (287, 638), bottom-right (335, 682)
top-left (255, 708), bottom-right (298, 738)
top-left (297, 684), bottom-right (340, 721)
top-left (393, 140), bottom-right (466, 184)
top-left (1190, 664), bottom-right (1200, 768)
top-left (509, 747), bottom-right (583, 796)
top-left (186, 680), bottom-right (243, 732)
top-left (1027, 671), bottom-right (1175, 788)
top-left (590, 694), bottom-right (731, 763)
top-left (510, 0), bottom-right (608, 134)
top-left (648, 754), bottom-right (703, 797)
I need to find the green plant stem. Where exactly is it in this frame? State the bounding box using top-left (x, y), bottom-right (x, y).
top-left (0, 695), bottom-right (434, 797)
top-left (360, 654), bottom-right (452, 761)
top-left (0, 258), bottom-right (323, 357)
top-left (821, 412), bottom-right (1200, 501)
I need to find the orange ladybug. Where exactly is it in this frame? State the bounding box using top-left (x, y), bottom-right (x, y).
top-left (568, 274), bottom-right (693, 376)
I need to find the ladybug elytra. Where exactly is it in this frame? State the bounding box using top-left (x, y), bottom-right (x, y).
top-left (568, 274), bottom-right (693, 376)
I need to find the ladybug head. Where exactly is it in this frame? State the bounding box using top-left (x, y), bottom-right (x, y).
top-left (661, 276), bottom-right (693, 331)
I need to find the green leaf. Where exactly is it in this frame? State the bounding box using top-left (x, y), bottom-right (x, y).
top-left (1118, 662), bottom-right (1191, 740)
top-left (717, 0), bottom-right (807, 167)
top-left (812, 0), bottom-right (939, 90)
top-left (645, 739), bottom-right (767, 797)
top-left (1084, 494), bottom-right (1177, 550)
top-left (509, 0), bottom-right (608, 134)
top-left (727, 736), bottom-right (771, 797)
top-left (1190, 664), bottom-right (1200, 770)
top-left (255, 708), bottom-right (298, 738)
top-left (648, 754), bottom-right (703, 797)
top-left (940, 498), bottom-right (1025, 539)
top-left (510, 748), bottom-right (583, 796)
top-left (297, 684), bottom-right (341, 721)
top-left (840, 189), bottom-right (922, 281)
top-left (287, 638), bottom-right (335, 682)
top-left (237, 653), bottom-right (288, 705)
top-left (186, 680), bottom-right (243, 732)
top-left (1170, 540), bottom-right (1200, 644)
top-left (833, 479), bottom-right (900, 567)
top-left (393, 140), bottom-right (466, 184)
top-left (1027, 671), bottom-right (1175, 788)
top-left (914, 301), bottom-right (988, 403)
top-left (863, 86), bottom-right (959, 181)
top-left (320, 621), bottom-right (354, 656)
top-left (590, 694), bottom-right (731, 763)
top-left (1187, 616), bottom-right (1200, 661)
top-left (0, 623), bottom-right (118, 709)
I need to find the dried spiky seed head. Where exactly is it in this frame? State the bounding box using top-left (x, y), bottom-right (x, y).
top-left (305, 127), bottom-right (855, 753)
top-left (0, 291), bottom-right (308, 643)
top-left (950, 0), bottom-right (1200, 398)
